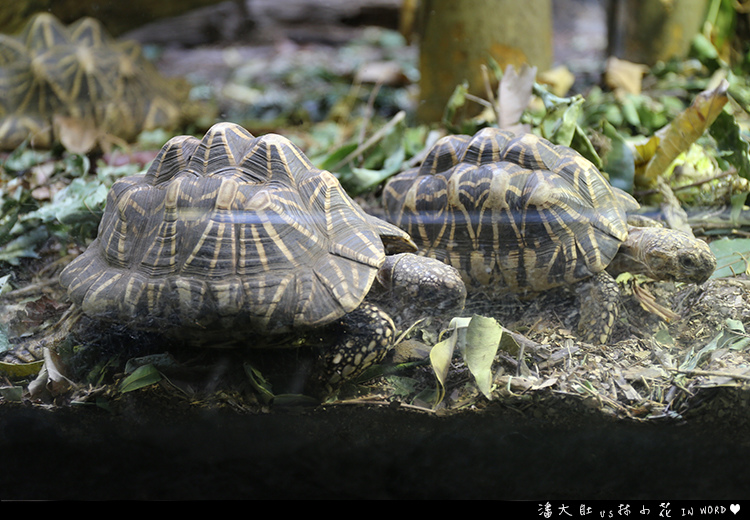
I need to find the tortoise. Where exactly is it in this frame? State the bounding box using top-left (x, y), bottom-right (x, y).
top-left (382, 128), bottom-right (716, 344)
top-left (57, 122), bottom-right (466, 397)
top-left (0, 13), bottom-right (184, 151)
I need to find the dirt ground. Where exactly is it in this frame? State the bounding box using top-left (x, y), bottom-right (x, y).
top-left (2, 385), bottom-right (749, 500)
top-left (3, 274), bottom-right (749, 500)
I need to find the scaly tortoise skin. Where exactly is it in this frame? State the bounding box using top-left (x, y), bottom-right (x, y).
top-left (0, 13), bottom-right (183, 150)
top-left (383, 128), bottom-right (716, 344)
top-left (59, 122), bottom-right (466, 396)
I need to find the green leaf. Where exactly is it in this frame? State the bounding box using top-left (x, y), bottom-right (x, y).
top-left (429, 329), bottom-right (457, 407)
top-left (315, 142), bottom-right (358, 172)
top-left (346, 145), bottom-right (405, 195)
top-left (0, 227), bottom-right (49, 265)
top-left (540, 94), bottom-right (584, 146)
top-left (0, 386), bottom-right (24, 401)
top-left (653, 328), bottom-right (676, 347)
top-left (571, 126), bottom-right (603, 169)
top-left (62, 153), bottom-right (91, 178)
top-left (709, 108), bottom-right (750, 180)
top-left (619, 95), bottom-right (642, 128)
top-left (708, 238), bottom-right (750, 278)
top-left (383, 375), bottom-right (419, 397)
top-left (724, 319), bottom-right (750, 350)
top-left (498, 332), bottom-right (521, 356)
top-left (442, 81), bottom-right (470, 128)
top-left (643, 80), bottom-right (729, 183)
top-left (244, 362), bottom-right (275, 404)
top-left (27, 178), bottom-right (108, 226)
top-left (0, 205), bottom-right (21, 247)
top-left (0, 274), bottom-right (10, 295)
top-left (690, 33), bottom-right (720, 67)
top-left (463, 315), bottom-right (501, 398)
top-left (95, 160), bottom-right (144, 186)
top-left (1, 145), bottom-right (52, 173)
top-left (679, 319), bottom-right (750, 372)
top-left (600, 121), bottom-right (635, 193)
top-left (402, 125), bottom-right (431, 157)
top-left (119, 364), bottom-right (162, 393)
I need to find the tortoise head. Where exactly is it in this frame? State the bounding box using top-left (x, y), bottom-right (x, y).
top-left (610, 226), bottom-right (716, 284)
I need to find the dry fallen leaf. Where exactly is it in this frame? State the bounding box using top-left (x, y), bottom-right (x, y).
top-left (633, 283), bottom-right (681, 322)
top-left (604, 57), bottom-right (648, 95)
top-left (497, 64), bottom-right (536, 131)
top-left (28, 347), bottom-right (75, 398)
top-left (537, 65), bottom-right (575, 97)
top-left (53, 114), bottom-right (100, 155)
top-left (354, 61), bottom-right (408, 86)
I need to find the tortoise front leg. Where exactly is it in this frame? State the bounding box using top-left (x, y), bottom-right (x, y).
top-left (309, 302), bottom-right (396, 398)
top-left (575, 271), bottom-right (621, 345)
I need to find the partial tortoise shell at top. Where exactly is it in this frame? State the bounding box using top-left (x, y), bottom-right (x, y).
top-left (382, 127), bottom-right (640, 294)
top-left (0, 12), bottom-right (185, 151)
top-left (59, 122), bottom-right (416, 336)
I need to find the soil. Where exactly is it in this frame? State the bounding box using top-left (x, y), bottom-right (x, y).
top-left (2, 386), bottom-right (749, 500)
top-left (3, 275), bottom-right (749, 500)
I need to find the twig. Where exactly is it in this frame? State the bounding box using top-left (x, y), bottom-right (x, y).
top-left (634, 169), bottom-right (735, 197)
top-left (331, 110), bottom-right (406, 172)
top-left (463, 93), bottom-right (495, 111)
top-left (356, 81), bottom-right (383, 155)
top-left (666, 367), bottom-right (750, 382)
top-left (330, 398), bottom-right (435, 413)
top-left (480, 64), bottom-right (501, 124)
top-left (1, 277), bottom-right (61, 300)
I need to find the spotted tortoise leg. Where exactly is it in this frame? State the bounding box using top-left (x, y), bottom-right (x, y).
top-left (1, 305), bottom-right (82, 364)
top-left (310, 302), bottom-right (396, 398)
top-left (575, 270), bottom-right (621, 345)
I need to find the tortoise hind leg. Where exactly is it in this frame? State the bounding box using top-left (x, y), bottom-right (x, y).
top-left (575, 271), bottom-right (621, 345)
top-left (309, 303), bottom-right (396, 398)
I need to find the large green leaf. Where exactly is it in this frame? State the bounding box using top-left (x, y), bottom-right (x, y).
top-left (429, 315), bottom-right (502, 404)
top-left (119, 364), bottom-right (162, 393)
top-left (709, 238), bottom-right (750, 278)
top-left (463, 315), bottom-right (502, 398)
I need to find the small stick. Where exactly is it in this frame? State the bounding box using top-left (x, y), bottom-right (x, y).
top-left (331, 110), bottom-right (406, 172)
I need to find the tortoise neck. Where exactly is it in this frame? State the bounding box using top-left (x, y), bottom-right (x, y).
top-left (607, 226), bottom-right (653, 277)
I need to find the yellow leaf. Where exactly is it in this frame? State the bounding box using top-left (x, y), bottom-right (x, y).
top-left (537, 65), bottom-right (575, 97)
top-left (642, 79), bottom-right (729, 184)
top-left (633, 135), bottom-right (660, 184)
top-left (604, 57), bottom-right (648, 95)
top-left (0, 360), bottom-right (44, 379)
top-left (634, 135), bottom-right (660, 167)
